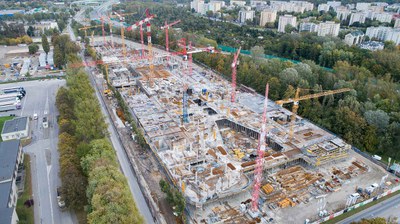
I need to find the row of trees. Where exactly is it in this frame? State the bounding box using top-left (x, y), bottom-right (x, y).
top-left (193, 49), bottom-right (400, 160)
top-left (159, 180), bottom-right (186, 217)
top-left (52, 35), bottom-right (80, 69)
top-left (0, 35), bottom-right (32, 45)
top-left (56, 36), bottom-right (143, 222)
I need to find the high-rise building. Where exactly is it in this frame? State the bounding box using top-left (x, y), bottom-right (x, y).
top-left (191, 0), bottom-right (205, 13)
top-left (231, 0), bottom-right (246, 7)
top-left (191, 0), bottom-right (222, 15)
top-left (372, 12), bottom-right (393, 23)
top-left (327, 1), bottom-right (341, 9)
top-left (318, 4), bottom-right (330, 12)
top-left (278, 14), bottom-right (297, 33)
top-left (317, 21), bottom-right (340, 37)
top-left (335, 6), bottom-right (351, 21)
top-left (366, 26), bottom-right (400, 45)
top-left (356, 2), bottom-right (371, 11)
top-left (299, 22), bottom-right (319, 32)
top-left (259, 9), bottom-right (277, 27)
top-left (395, 18), bottom-right (400, 28)
top-left (349, 12), bottom-right (367, 25)
top-left (270, 1), bottom-right (313, 13)
top-left (238, 10), bottom-right (255, 24)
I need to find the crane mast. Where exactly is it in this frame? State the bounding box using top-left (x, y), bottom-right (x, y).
top-left (231, 47), bottom-right (241, 103)
top-left (161, 20), bottom-right (181, 61)
top-left (251, 83), bottom-right (269, 212)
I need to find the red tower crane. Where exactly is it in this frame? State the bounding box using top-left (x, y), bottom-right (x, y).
top-left (127, 9), bottom-right (155, 59)
top-left (161, 20), bottom-right (181, 60)
top-left (251, 83), bottom-right (269, 212)
top-left (231, 47), bottom-right (241, 103)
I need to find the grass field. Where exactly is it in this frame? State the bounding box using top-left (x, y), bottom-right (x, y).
top-left (0, 116), bottom-right (13, 141)
top-left (16, 154), bottom-right (34, 224)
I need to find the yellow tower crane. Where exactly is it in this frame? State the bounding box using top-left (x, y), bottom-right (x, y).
top-left (78, 25), bottom-right (103, 39)
top-left (109, 12), bottom-right (137, 61)
top-left (275, 87), bottom-right (352, 140)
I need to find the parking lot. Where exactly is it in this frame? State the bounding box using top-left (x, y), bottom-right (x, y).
top-left (0, 79), bottom-right (76, 224)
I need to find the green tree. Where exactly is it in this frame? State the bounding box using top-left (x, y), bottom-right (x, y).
top-left (28, 44), bottom-right (39, 54)
top-left (27, 26), bottom-right (35, 37)
top-left (42, 34), bottom-right (50, 55)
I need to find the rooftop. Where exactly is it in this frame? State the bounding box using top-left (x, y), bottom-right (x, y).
top-left (0, 207), bottom-right (14, 223)
top-left (0, 140), bottom-right (21, 182)
top-left (2, 117), bottom-right (28, 134)
top-left (0, 182), bottom-right (12, 207)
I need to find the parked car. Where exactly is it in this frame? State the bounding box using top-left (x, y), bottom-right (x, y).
top-left (57, 187), bottom-right (65, 209)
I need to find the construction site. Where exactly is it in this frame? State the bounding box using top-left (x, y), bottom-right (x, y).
top-left (79, 10), bottom-right (398, 224)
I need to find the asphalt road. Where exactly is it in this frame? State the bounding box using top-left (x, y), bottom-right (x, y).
top-left (0, 79), bottom-right (76, 224)
top-left (338, 193), bottom-right (400, 224)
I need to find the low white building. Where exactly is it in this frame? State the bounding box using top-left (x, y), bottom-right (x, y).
top-left (0, 140), bottom-right (23, 224)
top-left (1, 117), bottom-right (29, 141)
top-left (344, 31), bottom-right (365, 46)
top-left (318, 21), bottom-right (340, 37)
top-left (359, 41), bottom-right (384, 51)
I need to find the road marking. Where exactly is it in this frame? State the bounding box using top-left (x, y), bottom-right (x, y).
top-left (47, 165), bottom-right (54, 224)
top-left (20, 93), bottom-right (28, 116)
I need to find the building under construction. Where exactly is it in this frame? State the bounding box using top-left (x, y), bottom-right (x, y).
top-left (91, 35), bottom-right (393, 223)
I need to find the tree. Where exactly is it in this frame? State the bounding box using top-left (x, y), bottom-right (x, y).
top-left (27, 26), bottom-right (35, 37)
top-left (364, 110), bottom-right (390, 132)
top-left (206, 10), bottom-right (214, 19)
top-left (250, 46), bottom-right (264, 60)
top-left (28, 44), bottom-right (39, 54)
top-left (285, 24), bottom-right (295, 33)
top-left (42, 34), bottom-right (50, 56)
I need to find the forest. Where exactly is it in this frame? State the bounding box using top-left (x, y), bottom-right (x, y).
top-left (55, 35), bottom-right (143, 223)
top-left (103, 2), bottom-right (400, 160)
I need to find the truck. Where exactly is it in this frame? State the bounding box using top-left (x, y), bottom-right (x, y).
top-left (0, 93), bottom-right (22, 101)
top-left (1, 87), bottom-right (26, 97)
top-left (0, 100), bottom-right (21, 112)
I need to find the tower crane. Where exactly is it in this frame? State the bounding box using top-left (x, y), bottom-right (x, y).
top-left (161, 20), bottom-right (181, 61)
top-left (78, 24), bottom-right (103, 40)
top-left (230, 47), bottom-right (241, 103)
top-left (251, 83), bottom-right (269, 212)
top-left (127, 9), bottom-right (155, 59)
top-left (110, 12), bottom-right (137, 60)
top-left (275, 87), bottom-right (352, 140)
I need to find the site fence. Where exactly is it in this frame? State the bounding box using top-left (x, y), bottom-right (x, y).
top-left (311, 184), bottom-right (400, 224)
